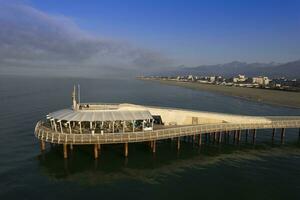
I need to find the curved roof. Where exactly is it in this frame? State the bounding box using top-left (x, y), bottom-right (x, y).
top-left (48, 108), bottom-right (153, 122)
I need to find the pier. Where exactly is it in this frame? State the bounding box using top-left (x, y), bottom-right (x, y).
top-left (34, 87), bottom-right (300, 159)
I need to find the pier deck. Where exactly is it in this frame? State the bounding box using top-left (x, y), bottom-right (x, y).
top-left (34, 89), bottom-right (300, 159)
top-left (35, 117), bottom-right (300, 145)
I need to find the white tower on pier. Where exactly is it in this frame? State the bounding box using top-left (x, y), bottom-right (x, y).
top-left (72, 85), bottom-right (78, 110)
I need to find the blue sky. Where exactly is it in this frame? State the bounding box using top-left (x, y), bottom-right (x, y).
top-left (27, 0), bottom-right (300, 65)
top-left (0, 0), bottom-right (299, 77)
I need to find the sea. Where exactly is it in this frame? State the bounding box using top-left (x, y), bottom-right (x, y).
top-left (0, 75), bottom-right (300, 199)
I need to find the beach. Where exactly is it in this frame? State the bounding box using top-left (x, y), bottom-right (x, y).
top-left (148, 79), bottom-right (300, 108)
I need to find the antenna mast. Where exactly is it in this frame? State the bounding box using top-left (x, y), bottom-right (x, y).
top-left (78, 84), bottom-right (81, 105)
top-left (72, 85), bottom-right (77, 110)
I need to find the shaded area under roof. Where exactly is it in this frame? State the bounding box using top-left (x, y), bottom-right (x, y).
top-left (48, 109), bottom-right (153, 122)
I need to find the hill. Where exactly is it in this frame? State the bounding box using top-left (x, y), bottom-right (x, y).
top-left (154, 60), bottom-right (300, 78)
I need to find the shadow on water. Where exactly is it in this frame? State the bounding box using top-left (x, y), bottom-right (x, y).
top-left (37, 136), bottom-right (300, 185)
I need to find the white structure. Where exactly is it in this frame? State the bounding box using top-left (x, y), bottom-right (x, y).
top-left (233, 74), bottom-right (247, 83)
top-left (209, 76), bottom-right (216, 83)
top-left (253, 76), bottom-right (270, 85)
top-left (47, 87), bottom-right (154, 135)
top-left (35, 85), bottom-right (300, 159)
top-left (188, 75), bottom-right (194, 81)
top-left (48, 107), bottom-right (154, 134)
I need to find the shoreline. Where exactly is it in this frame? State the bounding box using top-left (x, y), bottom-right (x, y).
top-left (142, 79), bottom-right (300, 109)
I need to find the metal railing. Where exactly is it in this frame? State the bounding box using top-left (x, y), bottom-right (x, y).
top-left (34, 119), bottom-right (300, 145)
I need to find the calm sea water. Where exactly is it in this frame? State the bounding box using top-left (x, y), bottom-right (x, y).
top-left (0, 75), bottom-right (300, 200)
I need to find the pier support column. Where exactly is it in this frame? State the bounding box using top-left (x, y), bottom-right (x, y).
top-left (245, 129), bottom-right (249, 142)
top-left (70, 144), bottom-right (73, 151)
top-left (228, 131), bottom-right (231, 143)
top-left (40, 140), bottom-right (46, 152)
top-left (233, 130), bottom-right (236, 143)
top-left (63, 144), bottom-right (68, 159)
top-left (225, 131), bottom-right (229, 143)
top-left (213, 132), bottom-right (217, 143)
top-left (193, 134), bottom-right (196, 143)
top-left (124, 143), bottom-right (128, 157)
top-left (218, 132), bottom-right (222, 143)
top-left (198, 134), bottom-right (202, 146)
top-left (150, 141), bottom-right (154, 149)
top-left (96, 144), bottom-right (101, 156)
top-left (237, 130), bottom-right (241, 143)
top-left (152, 140), bottom-right (156, 153)
top-left (177, 137), bottom-right (180, 150)
top-left (252, 129), bottom-right (257, 144)
top-left (281, 128), bottom-right (285, 144)
top-left (94, 144), bottom-right (98, 159)
top-left (272, 128), bottom-right (276, 141)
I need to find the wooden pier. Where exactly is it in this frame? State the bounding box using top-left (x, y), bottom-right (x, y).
top-left (35, 118), bottom-right (300, 159)
top-left (34, 87), bottom-right (300, 159)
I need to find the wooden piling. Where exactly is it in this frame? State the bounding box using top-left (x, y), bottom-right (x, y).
top-left (94, 144), bottom-right (98, 159)
top-left (177, 137), bottom-right (180, 150)
top-left (280, 128), bottom-right (285, 144)
top-left (63, 144), bottom-right (68, 159)
top-left (70, 144), bottom-right (73, 151)
top-left (233, 130), bottom-right (236, 143)
top-left (252, 129), bottom-right (257, 144)
top-left (228, 131), bottom-right (231, 142)
top-left (124, 142), bottom-right (128, 157)
top-left (97, 143), bottom-right (101, 150)
top-left (218, 132), bottom-right (222, 143)
top-left (272, 128), bottom-right (276, 141)
top-left (237, 130), bottom-right (241, 142)
top-left (213, 132), bottom-right (217, 143)
top-left (40, 140), bottom-right (46, 152)
top-left (153, 140), bottom-right (156, 153)
top-left (198, 134), bottom-right (202, 146)
top-left (245, 129), bottom-right (249, 142)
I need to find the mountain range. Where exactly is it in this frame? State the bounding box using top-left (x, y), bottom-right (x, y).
top-left (152, 60), bottom-right (300, 78)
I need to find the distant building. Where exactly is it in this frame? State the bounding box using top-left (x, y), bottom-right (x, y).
top-left (252, 76), bottom-right (270, 86)
top-left (188, 75), bottom-right (194, 81)
top-left (233, 74), bottom-right (247, 83)
top-left (209, 76), bottom-right (216, 82)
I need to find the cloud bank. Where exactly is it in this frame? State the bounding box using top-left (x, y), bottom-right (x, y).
top-left (0, 1), bottom-right (173, 77)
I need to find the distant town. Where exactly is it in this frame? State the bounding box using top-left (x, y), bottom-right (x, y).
top-left (139, 75), bottom-right (300, 92)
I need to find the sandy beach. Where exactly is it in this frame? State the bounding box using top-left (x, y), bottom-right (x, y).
top-left (147, 79), bottom-right (300, 108)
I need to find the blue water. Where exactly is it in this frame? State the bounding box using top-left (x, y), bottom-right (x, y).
top-left (0, 75), bottom-right (300, 199)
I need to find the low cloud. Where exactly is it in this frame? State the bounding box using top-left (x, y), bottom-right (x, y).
top-left (0, 1), bottom-right (172, 77)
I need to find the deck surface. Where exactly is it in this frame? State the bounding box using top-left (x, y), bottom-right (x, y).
top-left (35, 117), bottom-right (300, 144)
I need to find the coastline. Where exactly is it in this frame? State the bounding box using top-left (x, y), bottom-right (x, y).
top-left (143, 79), bottom-right (300, 109)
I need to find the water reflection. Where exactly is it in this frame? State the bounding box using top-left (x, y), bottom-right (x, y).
top-left (38, 140), bottom-right (300, 185)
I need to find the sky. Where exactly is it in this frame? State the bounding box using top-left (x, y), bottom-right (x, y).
top-left (0, 0), bottom-right (300, 77)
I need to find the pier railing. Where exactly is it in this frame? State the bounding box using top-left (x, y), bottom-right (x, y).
top-left (35, 119), bottom-right (300, 144)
